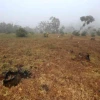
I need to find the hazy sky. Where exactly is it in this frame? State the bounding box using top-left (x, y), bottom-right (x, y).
top-left (0, 0), bottom-right (100, 28)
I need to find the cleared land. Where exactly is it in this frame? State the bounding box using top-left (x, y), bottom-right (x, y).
top-left (0, 34), bottom-right (100, 100)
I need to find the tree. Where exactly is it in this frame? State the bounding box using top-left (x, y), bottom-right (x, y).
top-left (0, 22), bottom-right (34, 34)
top-left (80, 15), bottom-right (95, 31)
top-left (6, 23), bottom-right (13, 33)
top-left (59, 26), bottom-right (65, 36)
top-left (37, 16), bottom-right (60, 33)
top-left (0, 22), bottom-right (7, 33)
top-left (64, 26), bottom-right (75, 33)
top-left (59, 26), bottom-right (65, 33)
top-left (38, 21), bottom-right (47, 33)
top-left (16, 28), bottom-right (28, 37)
top-left (44, 21), bottom-right (52, 33)
top-left (24, 26), bottom-right (34, 33)
top-left (38, 21), bottom-right (52, 33)
top-left (13, 25), bottom-right (20, 33)
top-left (49, 16), bottom-right (60, 33)
top-left (34, 26), bottom-right (40, 33)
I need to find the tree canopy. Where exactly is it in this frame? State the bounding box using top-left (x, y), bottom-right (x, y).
top-left (80, 15), bottom-right (95, 31)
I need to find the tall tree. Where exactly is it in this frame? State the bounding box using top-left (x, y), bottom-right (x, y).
top-left (80, 15), bottom-right (95, 31)
top-left (38, 21), bottom-right (47, 33)
top-left (38, 21), bottom-right (52, 33)
top-left (49, 16), bottom-right (60, 33)
top-left (59, 26), bottom-right (65, 33)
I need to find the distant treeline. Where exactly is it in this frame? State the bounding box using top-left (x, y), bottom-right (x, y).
top-left (0, 17), bottom-right (66, 34)
top-left (1, 16), bottom-right (100, 35)
top-left (0, 22), bottom-right (34, 33)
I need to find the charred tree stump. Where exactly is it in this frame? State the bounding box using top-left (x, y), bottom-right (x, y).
top-left (1, 68), bottom-right (32, 88)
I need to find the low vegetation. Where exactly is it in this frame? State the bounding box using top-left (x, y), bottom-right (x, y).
top-left (96, 30), bottom-right (100, 36)
top-left (91, 32), bottom-right (95, 37)
top-left (43, 33), bottom-right (49, 37)
top-left (16, 28), bottom-right (28, 37)
top-left (72, 30), bottom-right (80, 36)
top-left (81, 31), bottom-right (87, 36)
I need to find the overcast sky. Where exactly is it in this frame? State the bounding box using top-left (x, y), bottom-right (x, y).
top-left (0, 0), bottom-right (100, 28)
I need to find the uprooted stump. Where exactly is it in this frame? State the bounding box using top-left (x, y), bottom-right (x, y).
top-left (1, 67), bottom-right (32, 88)
top-left (72, 52), bottom-right (90, 61)
top-left (3, 72), bottom-right (21, 88)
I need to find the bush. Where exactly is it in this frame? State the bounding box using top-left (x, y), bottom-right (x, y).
top-left (96, 31), bottom-right (100, 36)
top-left (16, 28), bottom-right (28, 37)
top-left (44, 33), bottom-right (49, 37)
top-left (72, 31), bottom-right (80, 36)
top-left (81, 31), bottom-right (87, 36)
top-left (91, 33), bottom-right (95, 37)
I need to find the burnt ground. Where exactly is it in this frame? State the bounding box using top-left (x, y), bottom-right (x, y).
top-left (0, 34), bottom-right (100, 100)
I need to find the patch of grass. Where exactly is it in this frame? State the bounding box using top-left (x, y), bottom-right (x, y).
top-left (47, 44), bottom-right (56, 49)
top-left (0, 33), bottom-right (16, 39)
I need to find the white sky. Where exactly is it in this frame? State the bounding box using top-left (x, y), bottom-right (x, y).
top-left (0, 0), bottom-right (100, 28)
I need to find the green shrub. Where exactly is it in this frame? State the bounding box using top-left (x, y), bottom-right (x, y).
top-left (72, 31), bottom-right (80, 36)
top-left (16, 28), bottom-right (28, 37)
top-left (91, 33), bottom-right (95, 37)
top-left (96, 31), bottom-right (100, 36)
top-left (81, 31), bottom-right (87, 36)
top-left (44, 33), bottom-right (49, 37)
